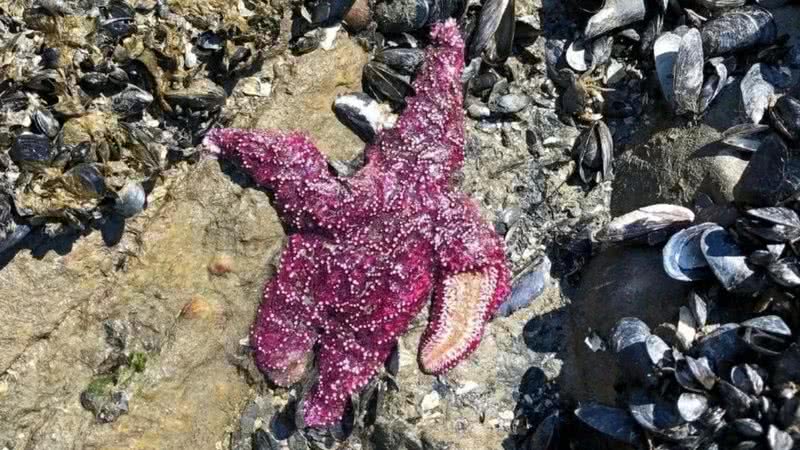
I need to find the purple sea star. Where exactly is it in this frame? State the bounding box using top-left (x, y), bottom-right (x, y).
top-left (203, 19), bottom-right (511, 427)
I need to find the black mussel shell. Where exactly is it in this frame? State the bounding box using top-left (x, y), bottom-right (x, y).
top-left (99, 0), bottom-right (136, 40)
top-left (574, 403), bottom-right (640, 444)
top-left (195, 30), bottom-right (225, 53)
top-left (732, 418), bottom-right (764, 438)
top-left (697, 323), bottom-right (744, 368)
top-left (311, 0), bottom-right (357, 24)
top-left (32, 108), bottom-right (59, 138)
top-left (41, 47), bottom-right (60, 69)
top-left (701, 6), bottom-right (777, 57)
top-left (735, 133), bottom-right (800, 206)
top-left (611, 317), bottom-right (653, 381)
top-left (375, 48), bottom-right (424, 76)
top-left (603, 204), bottom-right (694, 244)
top-left (374, 0), bottom-right (429, 33)
top-left (573, 120), bottom-right (613, 184)
top-left (700, 226), bottom-right (764, 293)
top-left (362, 62), bottom-right (412, 107)
top-left (768, 257), bottom-right (800, 287)
top-left (628, 391), bottom-right (689, 440)
top-left (0, 221), bottom-right (32, 256)
top-left (770, 95), bottom-right (800, 143)
top-left (686, 355), bottom-right (717, 390)
top-left (112, 85), bottom-right (154, 118)
top-left (673, 28), bottom-right (704, 115)
top-left (10, 132), bottom-right (52, 170)
top-left (469, 0), bottom-right (515, 64)
top-left (719, 124), bottom-right (772, 153)
top-left (718, 380), bottom-right (754, 419)
top-left (333, 93), bottom-right (392, 143)
top-left (740, 207), bottom-right (800, 243)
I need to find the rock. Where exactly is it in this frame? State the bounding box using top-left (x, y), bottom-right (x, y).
top-left (243, 36), bottom-right (369, 162)
top-left (561, 246), bottom-right (689, 405)
top-left (0, 159), bottom-right (285, 448)
top-left (612, 123), bottom-right (749, 215)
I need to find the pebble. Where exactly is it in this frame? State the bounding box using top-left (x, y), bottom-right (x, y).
top-left (421, 391), bottom-right (441, 413)
top-left (208, 253), bottom-right (234, 275)
top-left (456, 381), bottom-right (479, 395)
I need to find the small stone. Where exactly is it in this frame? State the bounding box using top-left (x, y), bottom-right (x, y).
top-left (208, 253), bottom-right (234, 275)
top-left (421, 391), bottom-right (441, 413)
top-left (456, 381), bottom-right (479, 395)
top-left (499, 410), bottom-right (514, 421)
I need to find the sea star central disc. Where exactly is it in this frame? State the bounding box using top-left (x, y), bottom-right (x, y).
top-left (203, 20), bottom-right (511, 427)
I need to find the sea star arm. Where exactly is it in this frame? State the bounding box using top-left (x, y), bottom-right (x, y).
top-left (301, 241), bottom-right (436, 427)
top-left (366, 20), bottom-right (466, 185)
top-left (250, 234), bottom-right (323, 386)
top-left (203, 129), bottom-right (348, 232)
top-left (418, 196), bottom-right (511, 374)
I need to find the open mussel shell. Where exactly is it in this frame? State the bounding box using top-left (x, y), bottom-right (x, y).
top-left (698, 57), bottom-right (728, 113)
top-left (601, 204), bottom-right (694, 244)
top-left (584, 0), bottom-right (647, 40)
top-left (718, 124), bottom-right (772, 153)
top-left (573, 402), bottom-right (640, 444)
top-left (739, 315), bottom-right (792, 356)
top-left (700, 226), bottom-right (762, 293)
top-left (770, 95), bottom-right (800, 143)
top-left (333, 93), bottom-right (396, 143)
top-left (730, 364), bottom-right (764, 396)
top-left (663, 222), bottom-right (716, 282)
top-left (701, 6), bottom-right (777, 57)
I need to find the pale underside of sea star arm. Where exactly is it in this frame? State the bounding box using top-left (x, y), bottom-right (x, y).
top-left (202, 129), bottom-right (352, 232)
top-left (418, 195), bottom-right (511, 374)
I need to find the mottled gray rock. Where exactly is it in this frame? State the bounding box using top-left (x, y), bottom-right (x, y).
top-left (561, 246), bottom-right (689, 405)
top-left (613, 123), bottom-right (749, 215)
